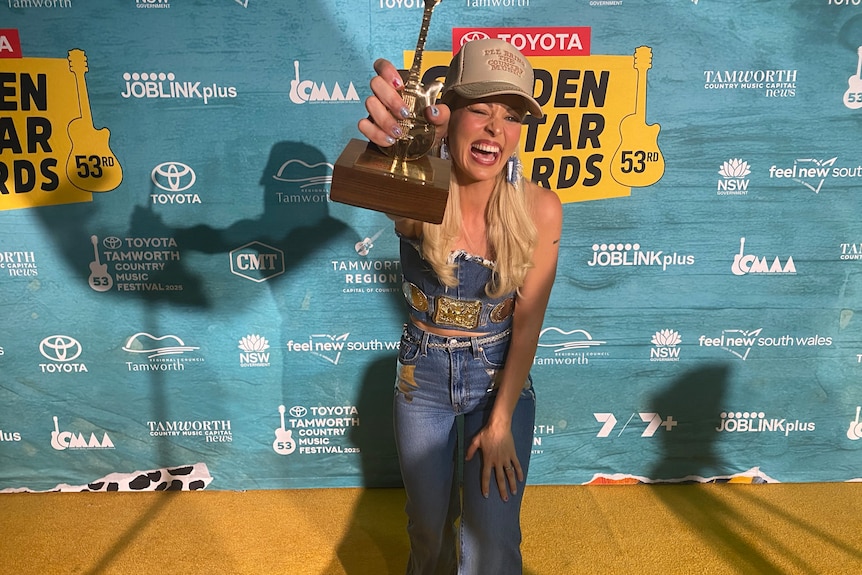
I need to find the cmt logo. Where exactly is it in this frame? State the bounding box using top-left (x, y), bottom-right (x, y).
top-left (229, 241), bottom-right (285, 283)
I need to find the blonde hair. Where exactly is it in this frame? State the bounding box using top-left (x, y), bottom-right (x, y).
top-left (419, 162), bottom-right (537, 298)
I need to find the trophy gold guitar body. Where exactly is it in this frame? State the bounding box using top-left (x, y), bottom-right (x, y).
top-left (66, 49), bottom-right (123, 193)
top-left (330, 0), bottom-right (450, 224)
top-left (611, 46), bottom-right (664, 188)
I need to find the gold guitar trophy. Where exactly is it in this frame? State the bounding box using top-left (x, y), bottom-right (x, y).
top-left (330, 0), bottom-right (450, 224)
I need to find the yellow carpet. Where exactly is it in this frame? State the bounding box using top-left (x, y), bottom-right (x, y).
top-left (2, 483), bottom-right (860, 574)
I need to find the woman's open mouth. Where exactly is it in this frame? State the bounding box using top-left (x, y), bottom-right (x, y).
top-left (471, 142), bottom-right (501, 165)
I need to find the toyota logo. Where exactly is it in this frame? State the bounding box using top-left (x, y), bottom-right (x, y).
top-left (103, 236), bottom-right (122, 250)
top-left (289, 406), bottom-right (307, 418)
top-left (151, 162), bottom-right (196, 192)
top-left (40, 336), bottom-right (83, 362)
top-left (460, 31), bottom-right (490, 46)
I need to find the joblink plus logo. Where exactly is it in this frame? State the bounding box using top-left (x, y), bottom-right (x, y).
top-left (587, 243), bottom-right (694, 270)
top-left (121, 72), bottom-right (237, 105)
top-left (715, 411), bottom-right (814, 436)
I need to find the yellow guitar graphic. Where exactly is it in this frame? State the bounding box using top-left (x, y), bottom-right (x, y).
top-left (66, 49), bottom-right (123, 192)
top-left (611, 46), bottom-right (664, 187)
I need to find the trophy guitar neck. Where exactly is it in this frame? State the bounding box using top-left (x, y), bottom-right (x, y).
top-left (385, 0), bottom-right (443, 161)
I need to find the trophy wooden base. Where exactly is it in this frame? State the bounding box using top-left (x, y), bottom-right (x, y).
top-left (330, 139), bottom-right (450, 224)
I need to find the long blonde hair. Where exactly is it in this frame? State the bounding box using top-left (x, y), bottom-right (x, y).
top-left (419, 162), bottom-right (537, 298)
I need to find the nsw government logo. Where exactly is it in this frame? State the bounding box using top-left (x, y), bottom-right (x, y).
top-left (717, 158), bottom-right (751, 196)
top-left (238, 334), bottom-right (271, 368)
top-left (650, 329), bottom-right (681, 362)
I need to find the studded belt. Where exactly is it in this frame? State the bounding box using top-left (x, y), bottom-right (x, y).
top-left (422, 328), bottom-right (512, 350)
top-left (402, 281), bottom-right (514, 330)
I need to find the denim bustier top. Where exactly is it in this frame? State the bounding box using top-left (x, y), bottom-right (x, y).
top-left (400, 235), bottom-right (515, 332)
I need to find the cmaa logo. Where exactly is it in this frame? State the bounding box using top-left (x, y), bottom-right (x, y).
top-left (289, 60), bottom-right (359, 104)
top-left (230, 241), bottom-right (285, 283)
top-left (51, 416), bottom-right (114, 450)
top-left (731, 238), bottom-right (795, 275)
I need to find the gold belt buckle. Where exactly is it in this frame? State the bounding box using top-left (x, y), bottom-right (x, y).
top-left (434, 296), bottom-right (482, 330)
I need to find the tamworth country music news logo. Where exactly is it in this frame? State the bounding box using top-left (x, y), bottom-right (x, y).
top-left (1, 30), bottom-right (122, 211)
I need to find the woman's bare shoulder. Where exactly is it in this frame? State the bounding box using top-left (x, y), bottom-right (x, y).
top-left (525, 181), bottom-right (563, 228)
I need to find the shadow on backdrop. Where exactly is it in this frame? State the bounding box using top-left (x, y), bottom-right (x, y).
top-left (648, 364), bottom-right (804, 574)
top-left (35, 141), bottom-right (353, 573)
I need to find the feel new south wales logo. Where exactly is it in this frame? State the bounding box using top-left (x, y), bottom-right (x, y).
top-left (0, 29), bottom-right (123, 211)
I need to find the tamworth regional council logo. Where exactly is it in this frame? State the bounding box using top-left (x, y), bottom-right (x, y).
top-left (0, 33), bottom-right (122, 211)
top-left (534, 326), bottom-right (608, 366)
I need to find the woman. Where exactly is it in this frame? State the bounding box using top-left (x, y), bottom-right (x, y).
top-left (359, 38), bottom-right (562, 575)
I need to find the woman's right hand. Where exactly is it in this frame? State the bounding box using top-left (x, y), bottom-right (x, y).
top-left (358, 58), bottom-right (450, 148)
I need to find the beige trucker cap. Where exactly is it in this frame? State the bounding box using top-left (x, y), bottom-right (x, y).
top-left (441, 38), bottom-right (543, 118)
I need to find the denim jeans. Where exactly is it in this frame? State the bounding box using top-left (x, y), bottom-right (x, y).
top-left (394, 321), bottom-right (536, 575)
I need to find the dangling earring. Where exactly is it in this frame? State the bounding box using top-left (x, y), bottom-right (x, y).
top-left (506, 153), bottom-right (522, 185)
top-left (439, 137), bottom-right (450, 160)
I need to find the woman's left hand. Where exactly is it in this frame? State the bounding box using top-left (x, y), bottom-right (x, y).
top-left (465, 421), bottom-right (524, 501)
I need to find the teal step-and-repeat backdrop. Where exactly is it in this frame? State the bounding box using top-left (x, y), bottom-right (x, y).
top-left (1, 0), bottom-right (861, 492)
